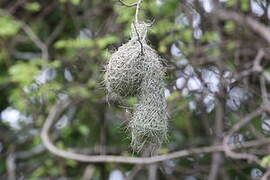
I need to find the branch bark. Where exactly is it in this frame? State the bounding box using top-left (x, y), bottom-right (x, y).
top-left (214, 9), bottom-right (270, 44)
top-left (41, 99), bottom-right (270, 164)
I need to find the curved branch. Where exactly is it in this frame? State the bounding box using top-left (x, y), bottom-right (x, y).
top-left (214, 9), bottom-right (270, 44)
top-left (41, 99), bottom-right (270, 164)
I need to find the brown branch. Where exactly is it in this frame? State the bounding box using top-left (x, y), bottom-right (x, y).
top-left (41, 99), bottom-right (270, 164)
top-left (214, 9), bottom-right (270, 44)
top-left (148, 163), bottom-right (158, 180)
top-left (208, 98), bottom-right (224, 180)
top-left (82, 165), bottom-right (95, 180)
top-left (6, 153), bottom-right (16, 180)
top-left (262, 168), bottom-right (270, 180)
top-left (15, 144), bottom-right (45, 159)
top-left (223, 105), bottom-right (266, 164)
top-left (260, 75), bottom-right (269, 105)
top-left (223, 82), bottom-right (270, 164)
top-left (234, 49), bottom-right (265, 81)
top-left (126, 165), bottom-right (144, 180)
top-left (45, 19), bottom-right (65, 46)
top-left (118, 0), bottom-right (137, 7)
top-left (21, 23), bottom-right (49, 59)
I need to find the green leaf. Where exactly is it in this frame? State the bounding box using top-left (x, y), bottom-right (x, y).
top-left (240, 0), bottom-right (249, 11)
top-left (0, 16), bottom-right (21, 37)
top-left (181, 29), bottom-right (193, 42)
top-left (36, 82), bottom-right (62, 100)
top-left (225, 21), bottom-right (236, 33)
top-left (31, 167), bottom-right (46, 178)
top-left (66, 159), bottom-right (78, 167)
top-left (127, 97), bottom-right (137, 106)
top-left (226, 42), bottom-right (237, 51)
top-left (201, 31), bottom-right (220, 43)
top-left (261, 155), bottom-right (270, 168)
top-left (152, 20), bottom-right (178, 35)
top-left (226, 0), bottom-right (237, 7)
top-left (70, 0), bottom-right (80, 5)
top-left (24, 2), bottom-right (41, 12)
top-left (97, 35), bottom-right (119, 49)
top-left (68, 86), bottom-right (90, 98)
top-left (78, 124), bottom-right (90, 135)
top-left (54, 38), bottom-right (94, 49)
top-left (9, 62), bottom-right (40, 86)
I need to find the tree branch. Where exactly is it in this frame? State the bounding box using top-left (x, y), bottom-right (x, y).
top-left (0, 10), bottom-right (49, 59)
top-left (214, 9), bottom-right (270, 44)
top-left (41, 99), bottom-right (270, 164)
top-left (223, 105), bottom-right (265, 163)
top-left (118, 0), bottom-right (138, 7)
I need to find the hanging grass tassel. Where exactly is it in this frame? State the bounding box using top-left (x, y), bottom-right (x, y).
top-left (105, 22), bottom-right (168, 152)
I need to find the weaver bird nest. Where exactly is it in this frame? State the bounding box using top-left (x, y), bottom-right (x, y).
top-left (105, 22), bottom-right (168, 152)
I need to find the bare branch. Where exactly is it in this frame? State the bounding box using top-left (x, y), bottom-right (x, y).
top-left (260, 75), bottom-right (269, 105)
top-left (21, 24), bottom-right (49, 59)
top-left (214, 9), bottom-right (270, 44)
top-left (234, 49), bottom-right (264, 81)
top-left (0, 10), bottom-right (49, 59)
top-left (118, 0), bottom-right (138, 7)
top-left (46, 20), bottom-right (65, 46)
top-left (6, 153), bottom-right (16, 180)
top-left (262, 168), bottom-right (270, 180)
top-left (41, 99), bottom-right (270, 164)
top-left (223, 106), bottom-right (265, 164)
top-left (208, 98), bottom-right (224, 180)
top-left (135, 0), bottom-right (143, 23)
top-left (15, 144), bottom-right (45, 159)
top-left (82, 165), bottom-right (95, 180)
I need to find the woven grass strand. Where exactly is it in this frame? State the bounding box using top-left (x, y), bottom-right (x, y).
top-left (105, 22), bottom-right (168, 152)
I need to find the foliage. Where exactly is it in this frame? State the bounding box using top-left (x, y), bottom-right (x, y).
top-left (0, 0), bottom-right (270, 179)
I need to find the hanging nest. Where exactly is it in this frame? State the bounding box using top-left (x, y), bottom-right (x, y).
top-left (105, 22), bottom-right (168, 152)
top-left (105, 22), bottom-right (149, 98)
top-left (130, 71), bottom-right (168, 152)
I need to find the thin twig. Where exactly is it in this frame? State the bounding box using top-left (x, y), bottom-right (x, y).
top-left (253, 49), bottom-right (264, 72)
top-left (118, 0), bottom-right (137, 7)
top-left (46, 19), bottom-right (65, 46)
top-left (223, 105), bottom-right (265, 164)
top-left (126, 165), bottom-right (144, 180)
top-left (21, 24), bottom-right (49, 59)
top-left (15, 144), bottom-right (45, 159)
top-left (135, 0), bottom-right (143, 23)
top-left (260, 75), bottom-right (268, 105)
top-left (235, 49), bottom-right (265, 81)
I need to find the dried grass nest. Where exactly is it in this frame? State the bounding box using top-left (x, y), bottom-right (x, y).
top-left (105, 22), bottom-right (168, 152)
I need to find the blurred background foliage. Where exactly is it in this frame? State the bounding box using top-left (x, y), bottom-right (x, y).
top-left (0, 0), bottom-right (270, 179)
